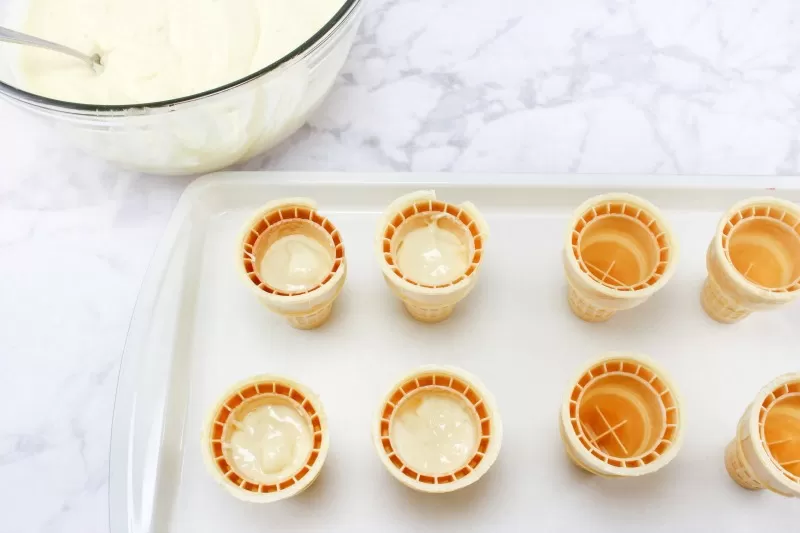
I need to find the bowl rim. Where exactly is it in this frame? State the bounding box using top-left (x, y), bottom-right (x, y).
top-left (0, 0), bottom-right (360, 115)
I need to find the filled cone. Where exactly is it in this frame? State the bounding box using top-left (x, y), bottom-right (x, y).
top-left (373, 365), bottom-right (502, 493)
top-left (559, 353), bottom-right (683, 477)
top-left (375, 191), bottom-right (489, 323)
top-left (239, 198), bottom-right (347, 329)
top-left (563, 193), bottom-right (678, 322)
top-left (701, 197), bottom-right (800, 324)
top-left (201, 375), bottom-right (329, 503)
top-left (724, 373), bottom-right (800, 497)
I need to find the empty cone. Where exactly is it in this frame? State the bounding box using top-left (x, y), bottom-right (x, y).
top-left (701, 197), bottom-right (800, 324)
top-left (239, 198), bottom-right (347, 329)
top-left (201, 375), bottom-right (329, 503)
top-left (724, 373), bottom-right (800, 497)
top-left (563, 194), bottom-right (679, 322)
top-left (559, 353), bottom-right (684, 477)
top-left (373, 365), bottom-right (502, 493)
top-left (375, 191), bottom-right (489, 323)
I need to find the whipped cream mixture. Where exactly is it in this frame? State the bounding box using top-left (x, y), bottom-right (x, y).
top-left (19, 0), bottom-right (345, 104)
top-left (229, 401), bottom-right (312, 485)
top-left (396, 215), bottom-right (469, 285)
top-left (391, 391), bottom-right (478, 475)
top-left (259, 234), bottom-right (332, 292)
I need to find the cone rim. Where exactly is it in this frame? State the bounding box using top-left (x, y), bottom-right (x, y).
top-left (373, 365), bottom-right (502, 493)
top-left (201, 374), bottom-right (329, 503)
top-left (239, 198), bottom-right (346, 305)
top-left (563, 193), bottom-right (679, 300)
top-left (376, 191), bottom-right (489, 296)
top-left (743, 372), bottom-right (800, 494)
top-left (712, 196), bottom-right (800, 302)
top-left (560, 352), bottom-right (684, 477)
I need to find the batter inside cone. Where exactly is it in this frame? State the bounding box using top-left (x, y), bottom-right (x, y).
top-left (377, 371), bottom-right (495, 487)
top-left (568, 360), bottom-right (679, 468)
top-left (242, 206), bottom-right (343, 296)
top-left (572, 202), bottom-right (670, 291)
top-left (392, 213), bottom-right (472, 286)
top-left (760, 380), bottom-right (800, 483)
top-left (391, 390), bottom-right (479, 475)
top-left (206, 380), bottom-right (325, 495)
top-left (228, 397), bottom-right (313, 485)
top-left (380, 198), bottom-right (484, 289)
top-left (723, 207), bottom-right (800, 292)
top-left (258, 233), bottom-right (332, 293)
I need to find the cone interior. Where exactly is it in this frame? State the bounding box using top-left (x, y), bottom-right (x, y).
top-left (759, 380), bottom-right (800, 483)
top-left (568, 360), bottom-right (679, 468)
top-left (571, 201), bottom-right (670, 291)
top-left (722, 205), bottom-right (800, 292)
top-left (242, 206), bottom-right (344, 296)
top-left (208, 381), bottom-right (324, 494)
top-left (378, 372), bottom-right (492, 485)
top-left (381, 200), bottom-right (483, 288)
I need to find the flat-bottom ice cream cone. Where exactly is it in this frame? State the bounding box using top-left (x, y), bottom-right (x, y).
top-left (702, 197), bottom-right (800, 324)
top-left (284, 302), bottom-right (334, 330)
top-left (700, 274), bottom-right (751, 324)
top-left (567, 285), bottom-right (616, 322)
top-left (723, 373), bottom-right (800, 497)
top-left (239, 198), bottom-right (346, 330)
top-left (376, 191), bottom-right (489, 324)
top-left (202, 375), bottom-right (329, 503)
top-left (724, 436), bottom-right (763, 490)
top-left (563, 194), bottom-right (679, 323)
top-left (559, 353), bottom-right (683, 478)
top-left (400, 300), bottom-right (455, 323)
top-left (373, 365), bottom-right (502, 493)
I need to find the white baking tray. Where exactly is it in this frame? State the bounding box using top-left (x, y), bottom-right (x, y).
top-left (109, 174), bottom-right (800, 533)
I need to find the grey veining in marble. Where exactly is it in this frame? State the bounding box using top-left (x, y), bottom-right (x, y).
top-left (1, 0), bottom-right (800, 531)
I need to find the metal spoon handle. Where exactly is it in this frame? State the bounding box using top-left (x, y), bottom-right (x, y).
top-left (0, 26), bottom-right (100, 67)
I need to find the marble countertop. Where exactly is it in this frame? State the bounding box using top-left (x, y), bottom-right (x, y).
top-left (1, 1), bottom-right (799, 531)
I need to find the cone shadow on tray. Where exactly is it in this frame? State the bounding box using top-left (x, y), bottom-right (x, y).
top-left (565, 280), bottom-right (688, 340)
top-left (280, 453), bottom-right (334, 504)
top-left (386, 458), bottom-right (498, 518)
top-left (560, 446), bottom-right (681, 501)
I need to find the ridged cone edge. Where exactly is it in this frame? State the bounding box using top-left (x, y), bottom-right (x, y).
top-left (567, 285), bottom-right (616, 322)
top-left (559, 352), bottom-right (684, 478)
top-left (373, 365), bottom-right (502, 494)
top-left (563, 193), bottom-right (680, 302)
top-left (700, 276), bottom-right (751, 323)
top-left (201, 375), bottom-right (330, 503)
top-left (724, 439), bottom-right (763, 490)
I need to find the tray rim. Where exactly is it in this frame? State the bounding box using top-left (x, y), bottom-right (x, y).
top-left (181, 172), bottom-right (800, 198)
top-left (108, 173), bottom-right (800, 533)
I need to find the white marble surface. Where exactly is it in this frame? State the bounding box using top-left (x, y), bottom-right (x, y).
top-left (1, 0), bottom-right (800, 531)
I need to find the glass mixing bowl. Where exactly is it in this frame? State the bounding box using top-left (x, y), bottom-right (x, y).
top-left (0, 0), bottom-right (363, 175)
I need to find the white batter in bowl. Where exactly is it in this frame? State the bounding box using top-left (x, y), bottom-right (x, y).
top-left (19, 0), bottom-right (345, 105)
top-left (0, 0), bottom-right (364, 174)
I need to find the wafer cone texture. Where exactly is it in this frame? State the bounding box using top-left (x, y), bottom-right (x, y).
top-left (376, 191), bottom-right (489, 323)
top-left (239, 198), bottom-right (347, 329)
